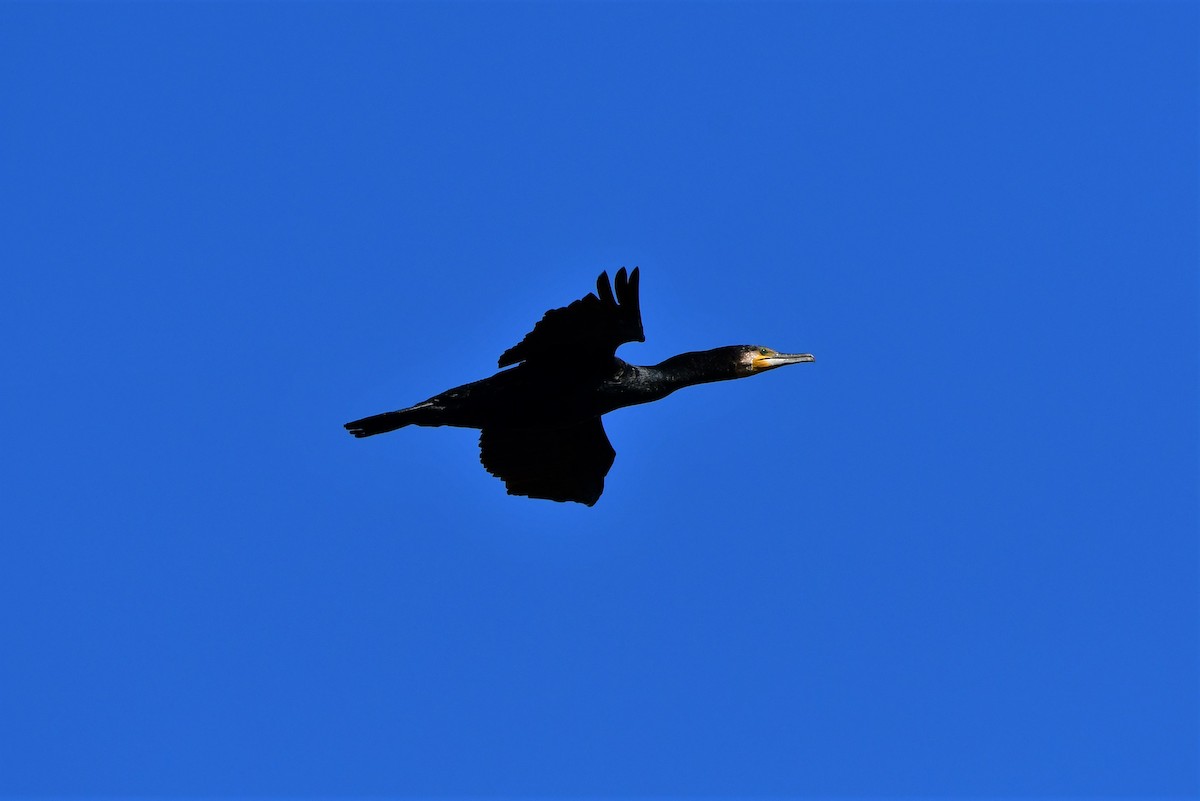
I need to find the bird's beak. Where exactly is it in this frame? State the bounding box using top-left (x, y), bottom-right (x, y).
top-left (760, 352), bottom-right (815, 368)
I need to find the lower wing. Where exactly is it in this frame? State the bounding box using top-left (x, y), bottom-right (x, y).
top-left (478, 418), bottom-right (616, 506)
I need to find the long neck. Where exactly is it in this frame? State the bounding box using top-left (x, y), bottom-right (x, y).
top-left (595, 349), bottom-right (745, 415)
top-left (643, 349), bottom-right (742, 393)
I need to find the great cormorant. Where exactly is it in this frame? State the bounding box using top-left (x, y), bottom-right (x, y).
top-left (345, 268), bottom-right (814, 505)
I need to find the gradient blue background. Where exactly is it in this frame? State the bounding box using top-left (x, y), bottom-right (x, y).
top-left (2, 2), bottom-right (1196, 797)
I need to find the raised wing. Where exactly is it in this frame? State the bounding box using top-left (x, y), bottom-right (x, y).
top-left (498, 267), bottom-right (644, 369)
top-left (478, 419), bottom-right (616, 506)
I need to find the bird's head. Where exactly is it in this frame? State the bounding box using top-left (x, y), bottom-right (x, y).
top-left (652, 345), bottom-right (815, 386)
top-left (736, 345), bottom-right (816, 377)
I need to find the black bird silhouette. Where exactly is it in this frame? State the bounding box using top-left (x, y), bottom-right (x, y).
top-left (345, 268), bottom-right (814, 505)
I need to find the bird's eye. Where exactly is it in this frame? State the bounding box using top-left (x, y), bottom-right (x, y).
top-left (758, 348), bottom-right (770, 356)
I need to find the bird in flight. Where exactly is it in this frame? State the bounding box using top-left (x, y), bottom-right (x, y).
top-left (345, 268), bottom-right (814, 505)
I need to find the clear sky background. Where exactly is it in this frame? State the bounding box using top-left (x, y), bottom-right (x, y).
top-left (1, 2), bottom-right (1196, 798)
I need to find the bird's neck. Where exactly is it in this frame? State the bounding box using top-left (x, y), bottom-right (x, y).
top-left (645, 350), bottom-right (742, 391)
top-left (595, 350), bottom-right (745, 415)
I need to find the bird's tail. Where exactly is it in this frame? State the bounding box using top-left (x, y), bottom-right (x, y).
top-left (344, 401), bottom-right (438, 438)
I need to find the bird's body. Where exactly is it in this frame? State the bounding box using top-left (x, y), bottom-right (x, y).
top-left (345, 269), bottom-right (813, 505)
top-left (351, 352), bottom-right (742, 432)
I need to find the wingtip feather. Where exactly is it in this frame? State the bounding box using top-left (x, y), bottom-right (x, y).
top-left (596, 270), bottom-right (616, 306)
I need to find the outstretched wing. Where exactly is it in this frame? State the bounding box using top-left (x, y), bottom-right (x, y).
top-left (498, 267), bottom-right (644, 369)
top-left (478, 419), bottom-right (616, 506)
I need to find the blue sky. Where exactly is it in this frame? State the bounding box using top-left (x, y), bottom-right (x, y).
top-left (2, 2), bottom-right (1196, 797)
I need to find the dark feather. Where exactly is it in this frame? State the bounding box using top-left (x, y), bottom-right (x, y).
top-left (497, 266), bottom-right (644, 369)
top-left (478, 419), bottom-right (616, 506)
